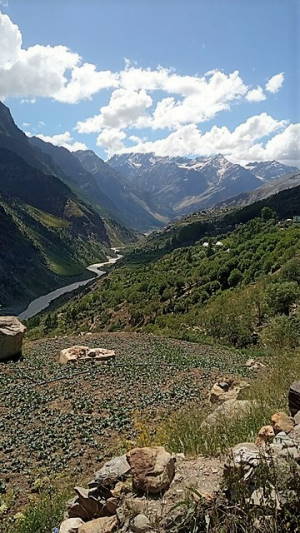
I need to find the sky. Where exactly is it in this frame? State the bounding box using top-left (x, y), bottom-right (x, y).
top-left (0, 0), bottom-right (299, 166)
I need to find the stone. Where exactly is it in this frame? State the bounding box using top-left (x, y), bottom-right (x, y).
top-left (249, 486), bottom-right (280, 510)
top-left (289, 381), bottom-right (300, 416)
top-left (209, 380), bottom-right (249, 404)
top-left (90, 455), bottom-right (131, 490)
top-left (59, 346), bottom-right (115, 364)
top-left (224, 443), bottom-right (262, 482)
top-left (245, 359), bottom-right (265, 370)
top-left (289, 424), bottom-right (300, 443)
top-left (0, 316), bottom-right (26, 361)
top-left (59, 518), bottom-right (84, 533)
top-left (202, 400), bottom-right (255, 428)
top-left (294, 411), bottom-right (300, 425)
top-left (68, 487), bottom-right (105, 521)
top-left (271, 412), bottom-right (294, 434)
top-left (78, 516), bottom-right (118, 533)
top-left (255, 425), bottom-right (275, 447)
top-left (126, 446), bottom-right (175, 495)
top-left (131, 513), bottom-right (151, 533)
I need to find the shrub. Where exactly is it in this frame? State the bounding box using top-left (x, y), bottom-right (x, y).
top-left (261, 314), bottom-right (300, 350)
top-left (264, 281), bottom-right (300, 315)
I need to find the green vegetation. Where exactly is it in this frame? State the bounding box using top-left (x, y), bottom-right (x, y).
top-left (35, 214), bottom-right (300, 352)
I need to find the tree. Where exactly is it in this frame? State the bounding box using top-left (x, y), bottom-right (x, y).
top-left (228, 268), bottom-right (243, 287)
top-left (261, 206), bottom-right (277, 221)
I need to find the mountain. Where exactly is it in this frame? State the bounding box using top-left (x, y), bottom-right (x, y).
top-left (244, 160), bottom-right (299, 180)
top-left (216, 171), bottom-right (300, 210)
top-left (107, 152), bottom-right (278, 220)
top-left (0, 102), bottom-right (138, 312)
top-left (0, 146), bottom-right (112, 310)
top-left (73, 149), bottom-right (163, 231)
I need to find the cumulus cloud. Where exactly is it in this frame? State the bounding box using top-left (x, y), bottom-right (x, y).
top-left (1, 12), bottom-right (295, 165)
top-left (265, 73), bottom-right (284, 93)
top-left (34, 131), bottom-right (87, 151)
top-left (115, 113), bottom-right (296, 165)
top-left (0, 12), bottom-right (117, 103)
top-left (76, 88), bottom-right (152, 133)
top-left (246, 86), bottom-right (266, 102)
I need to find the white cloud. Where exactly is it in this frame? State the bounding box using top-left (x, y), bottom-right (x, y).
top-left (246, 86), bottom-right (266, 102)
top-left (76, 88), bottom-right (152, 133)
top-left (114, 113), bottom-right (294, 164)
top-left (96, 128), bottom-right (126, 154)
top-left (0, 12), bottom-right (117, 103)
top-left (265, 73), bottom-right (284, 93)
top-left (34, 131), bottom-right (88, 152)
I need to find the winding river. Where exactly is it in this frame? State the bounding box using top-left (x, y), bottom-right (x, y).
top-left (18, 249), bottom-right (123, 321)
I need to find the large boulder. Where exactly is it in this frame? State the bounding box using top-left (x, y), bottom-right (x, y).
top-left (59, 346), bottom-right (115, 364)
top-left (78, 516), bottom-right (118, 533)
top-left (202, 399), bottom-right (255, 428)
top-left (126, 446), bottom-right (175, 495)
top-left (209, 380), bottom-right (249, 404)
top-left (0, 316), bottom-right (26, 361)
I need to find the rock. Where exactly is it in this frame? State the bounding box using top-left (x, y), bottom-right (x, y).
top-left (271, 412), bottom-right (294, 434)
top-left (209, 380), bottom-right (249, 404)
top-left (59, 346), bottom-right (115, 364)
top-left (245, 359), bottom-right (265, 370)
top-left (289, 381), bottom-right (300, 416)
top-left (90, 455), bottom-right (131, 490)
top-left (68, 487), bottom-right (105, 521)
top-left (255, 425), bottom-right (275, 447)
top-left (224, 443), bottom-right (262, 482)
top-left (78, 516), bottom-right (118, 533)
top-left (127, 446), bottom-right (175, 495)
top-left (289, 424), bottom-right (300, 443)
top-left (202, 400), bottom-right (255, 428)
top-left (59, 518), bottom-right (84, 533)
top-left (0, 316), bottom-right (26, 361)
top-left (249, 486), bottom-right (280, 510)
top-left (294, 411), bottom-right (300, 425)
top-left (131, 513), bottom-right (151, 533)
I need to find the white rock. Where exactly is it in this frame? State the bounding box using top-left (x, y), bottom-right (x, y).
top-left (0, 316), bottom-right (26, 361)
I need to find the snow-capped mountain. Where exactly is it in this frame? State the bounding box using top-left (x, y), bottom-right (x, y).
top-left (108, 152), bottom-right (294, 219)
top-left (245, 160), bottom-right (299, 180)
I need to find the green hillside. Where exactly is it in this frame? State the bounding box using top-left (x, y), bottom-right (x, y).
top-left (31, 199), bottom-right (300, 352)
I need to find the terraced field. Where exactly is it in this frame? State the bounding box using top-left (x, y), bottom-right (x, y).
top-left (0, 332), bottom-right (250, 515)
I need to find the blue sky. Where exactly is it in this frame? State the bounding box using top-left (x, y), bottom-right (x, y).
top-left (0, 0), bottom-right (299, 165)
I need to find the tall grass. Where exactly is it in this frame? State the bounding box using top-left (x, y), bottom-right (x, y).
top-left (3, 491), bottom-right (69, 533)
top-left (136, 349), bottom-right (300, 456)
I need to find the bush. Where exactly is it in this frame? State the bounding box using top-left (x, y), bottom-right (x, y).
top-left (281, 257), bottom-right (300, 283)
top-left (264, 281), bottom-right (300, 315)
top-left (261, 314), bottom-right (300, 350)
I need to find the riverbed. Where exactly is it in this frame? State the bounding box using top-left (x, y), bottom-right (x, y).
top-left (18, 250), bottom-right (122, 321)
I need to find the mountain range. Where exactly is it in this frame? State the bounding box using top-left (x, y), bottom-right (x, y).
top-left (108, 152), bottom-right (298, 220)
top-left (0, 99), bottom-right (299, 311)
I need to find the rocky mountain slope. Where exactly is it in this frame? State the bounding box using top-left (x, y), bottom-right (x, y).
top-left (29, 136), bottom-right (162, 232)
top-left (217, 171), bottom-right (300, 209)
top-left (0, 104), bottom-right (137, 312)
top-left (108, 152), bottom-right (298, 220)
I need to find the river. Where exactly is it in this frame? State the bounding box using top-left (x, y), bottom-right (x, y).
top-left (18, 249), bottom-right (123, 321)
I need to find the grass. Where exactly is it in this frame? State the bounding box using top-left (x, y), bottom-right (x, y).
top-left (26, 206), bottom-right (70, 229)
top-left (4, 491), bottom-right (68, 533)
top-left (135, 348), bottom-right (300, 457)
